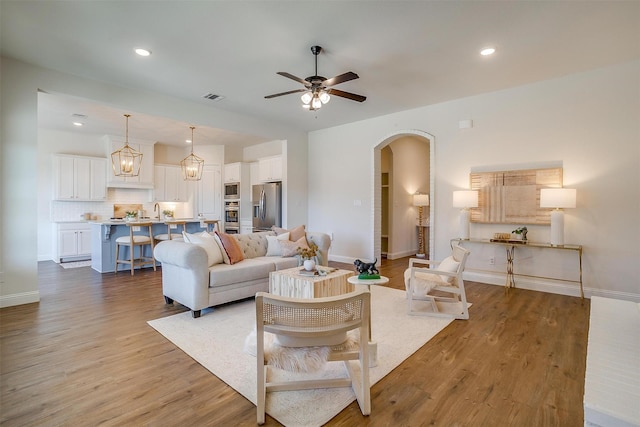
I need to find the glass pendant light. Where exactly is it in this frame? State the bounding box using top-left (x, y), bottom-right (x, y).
top-left (111, 114), bottom-right (143, 177)
top-left (180, 126), bottom-right (205, 181)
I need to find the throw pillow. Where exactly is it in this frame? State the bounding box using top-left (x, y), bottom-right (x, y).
top-left (438, 256), bottom-right (460, 283)
top-left (265, 232), bottom-right (290, 256)
top-left (272, 224), bottom-right (306, 242)
top-left (182, 231), bottom-right (223, 267)
top-left (279, 236), bottom-right (309, 257)
top-left (215, 232), bottom-right (244, 265)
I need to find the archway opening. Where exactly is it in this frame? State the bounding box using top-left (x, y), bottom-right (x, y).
top-left (372, 130), bottom-right (435, 264)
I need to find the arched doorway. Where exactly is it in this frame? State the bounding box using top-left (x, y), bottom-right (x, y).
top-left (372, 130), bottom-right (435, 264)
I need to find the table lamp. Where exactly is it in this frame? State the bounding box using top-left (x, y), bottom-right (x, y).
top-left (413, 193), bottom-right (429, 257)
top-left (540, 188), bottom-right (576, 246)
top-left (452, 190), bottom-right (478, 240)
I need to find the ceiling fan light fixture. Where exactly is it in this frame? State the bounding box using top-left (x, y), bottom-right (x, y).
top-left (301, 92), bottom-right (313, 104)
top-left (319, 91), bottom-right (330, 104)
top-left (312, 96), bottom-right (322, 110)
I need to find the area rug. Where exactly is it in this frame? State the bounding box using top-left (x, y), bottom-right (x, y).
top-left (148, 286), bottom-right (466, 426)
top-left (59, 260), bottom-right (92, 269)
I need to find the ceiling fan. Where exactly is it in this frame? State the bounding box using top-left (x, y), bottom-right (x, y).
top-left (265, 45), bottom-right (366, 110)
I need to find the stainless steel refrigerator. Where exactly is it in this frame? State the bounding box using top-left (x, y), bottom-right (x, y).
top-left (252, 182), bottom-right (282, 231)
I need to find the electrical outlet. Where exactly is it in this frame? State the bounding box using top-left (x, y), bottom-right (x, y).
top-left (489, 257), bottom-right (495, 265)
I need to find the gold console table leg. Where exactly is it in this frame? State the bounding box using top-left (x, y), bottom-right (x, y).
top-left (505, 245), bottom-right (516, 291)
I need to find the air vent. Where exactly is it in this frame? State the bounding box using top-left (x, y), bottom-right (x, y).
top-left (71, 113), bottom-right (88, 118)
top-left (202, 93), bottom-right (225, 102)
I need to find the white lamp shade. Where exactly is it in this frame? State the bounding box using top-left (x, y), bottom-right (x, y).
top-left (540, 188), bottom-right (576, 208)
top-left (452, 190), bottom-right (478, 208)
top-left (413, 193), bottom-right (429, 207)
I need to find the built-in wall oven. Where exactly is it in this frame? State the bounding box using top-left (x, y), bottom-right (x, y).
top-left (224, 201), bottom-right (239, 233)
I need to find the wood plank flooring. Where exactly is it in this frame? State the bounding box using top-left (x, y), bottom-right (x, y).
top-left (0, 257), bottom-right (589, 426)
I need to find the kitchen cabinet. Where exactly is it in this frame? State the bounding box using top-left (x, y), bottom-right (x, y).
top-left (224, 162), bottom-right (242, 183)
top-left (53, 154), bottom-right (107, 201)
top-left (196, 164), bottom-right (222, 219)
top-left (258, 155), bottom-right (282, 182)
top-left (54, 222), bottom-right (91, 262)
top-left (154, 165), bottom-right (189, 202)
top-left (104, 136), bottom-right (155, 189)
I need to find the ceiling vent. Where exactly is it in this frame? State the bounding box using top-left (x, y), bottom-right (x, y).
top-left (202, 93), bottom-right (225, 102)
top-left (71, 113), bottom-right (88, 118)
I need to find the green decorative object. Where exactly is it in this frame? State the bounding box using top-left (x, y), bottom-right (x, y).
top-left (358, 274), bottom-right (381, 280)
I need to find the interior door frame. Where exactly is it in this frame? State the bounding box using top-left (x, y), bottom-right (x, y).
top-left (372, 130), bottom-right (435, 264)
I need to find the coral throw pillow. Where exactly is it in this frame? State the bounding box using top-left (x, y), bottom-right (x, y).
top-left (273, 224), bottom-right (306, 242)
top-left (215, 232), bottom-right (245, 265)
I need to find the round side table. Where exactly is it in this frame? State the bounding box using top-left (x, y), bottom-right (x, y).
top-left (347, 275), bottom-right (389, 367)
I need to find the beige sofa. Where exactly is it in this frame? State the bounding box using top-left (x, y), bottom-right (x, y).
top-left (153, 230), bottom-right (331, 318)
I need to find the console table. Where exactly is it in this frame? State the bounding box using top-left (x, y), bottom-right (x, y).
top-left (451, 238), bottom-right (584, 299)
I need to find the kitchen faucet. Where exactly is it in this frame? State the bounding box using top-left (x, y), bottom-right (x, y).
top-left (153, 203), bottom-right (160, 220)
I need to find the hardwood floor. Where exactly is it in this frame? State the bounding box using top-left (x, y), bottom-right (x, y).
top-left (0, 257), bottom-right (589, 426)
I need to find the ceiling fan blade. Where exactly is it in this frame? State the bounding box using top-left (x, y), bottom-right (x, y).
top-left (323, 71), bottom-right (359, 87)
top-left (277, 72), bottom-right (311, 87)
top-left (264, 88), bottom-right (307, 99)
top-left (327, 88), bottom-right (367, 103)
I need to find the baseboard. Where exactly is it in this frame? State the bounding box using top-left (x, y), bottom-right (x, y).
top-left (464, 271), bottom-right (640, 302)
top-left (0, 291), bottom-right (40, 308)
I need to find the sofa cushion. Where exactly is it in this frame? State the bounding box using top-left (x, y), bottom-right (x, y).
top-left (279, 236), bottom-right (309, 257)
top-left (232, 231), bottom-right (272, 258)
top-left (266, 232), bottom-right (290, 256)
top-left (209, 258), bottom-right (275, 287)
top-left (273, 224), bottom-right (306, 241)
top-left (215, 232), bottom-right (244, 265)
top-left (182, 231), bottom-right (223, 266)
top-left (253, 256), bottom-right (299, 270)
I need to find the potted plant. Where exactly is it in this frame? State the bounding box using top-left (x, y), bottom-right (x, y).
top-left (512, 226), bottom-right (528, 241)
top-left (125, 211), bottom-right (137, 222)
top-left (162, 209), bottom-right (174, 220)
top-left (297, 242), bottom-right (319, 271)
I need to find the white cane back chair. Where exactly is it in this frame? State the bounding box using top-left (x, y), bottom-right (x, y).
top-left (255, 289), bottom-right (371, 424)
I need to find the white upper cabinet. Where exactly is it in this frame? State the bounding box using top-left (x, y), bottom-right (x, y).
top-left (224, 162), bottom-right (242, 183)
top-left (103, 135), bottom-right (155, 189)
top-left (153, 165), bottom-right (190, 202)
top-left (53, 154), bottom-right (107, 201)
top-left (258, 155), bottom-right (282, 182)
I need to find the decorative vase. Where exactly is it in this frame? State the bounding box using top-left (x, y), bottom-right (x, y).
top-left (303, 259), bottom-right (316, 271)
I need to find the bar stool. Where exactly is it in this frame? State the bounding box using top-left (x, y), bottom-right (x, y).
top-left (155, 220), bottom-right (186, 244)
top-left (115, 222), bottom-right (156, 275)
top-left (204, 220), bottom-right (220, 233)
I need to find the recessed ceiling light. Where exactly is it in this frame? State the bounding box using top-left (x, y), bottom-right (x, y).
top-left (480, 47), bottom-right (496, 56)
top-left (72, 122), bottom-right (83, 127)
top-left (186, 139), bottom-right (192, 144)
top-left (135, 48), bottom-right (151, 57)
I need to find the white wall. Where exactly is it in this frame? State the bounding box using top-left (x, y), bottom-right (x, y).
top-left (309, 60), bottom-right (640, 300)
top-left (1, 56), bottom-right (309, 307)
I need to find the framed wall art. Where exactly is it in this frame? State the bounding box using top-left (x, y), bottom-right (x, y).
top-left (469, 167), bottom-right (562, 225)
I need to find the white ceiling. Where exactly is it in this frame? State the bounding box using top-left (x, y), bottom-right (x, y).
top-left (2, 1), bottom-right (639, 147)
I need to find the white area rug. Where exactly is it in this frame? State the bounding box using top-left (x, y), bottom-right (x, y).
top-left (59, 260), bottom-right (92, 269)
top-left (148, 286), bottom-right (463, 426)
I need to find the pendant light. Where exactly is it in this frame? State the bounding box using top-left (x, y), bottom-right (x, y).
top-left (181, 126), bottom-right (204, 181)
top-left (111, 114), bottom-right (143, 177)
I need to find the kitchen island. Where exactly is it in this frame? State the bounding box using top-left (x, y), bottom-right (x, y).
top-left (90, 219), bottom-right (212, 273)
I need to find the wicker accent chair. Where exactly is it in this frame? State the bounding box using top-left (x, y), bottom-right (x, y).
top-left (404, 244), bottom-right (471, 319)
top-left (255, 289), bottom-right (371, 425)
